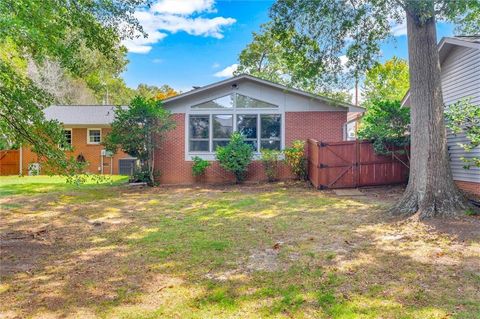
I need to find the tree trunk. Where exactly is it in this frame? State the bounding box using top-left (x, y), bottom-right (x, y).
top-left (390, 8), bottom-right (470, 219)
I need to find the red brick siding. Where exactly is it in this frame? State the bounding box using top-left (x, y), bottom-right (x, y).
top-left (285, 111), bottom-right (347, 144)
top-left (21, 128), bottom-right (129, 175)
top-left (455, 180), bottom-right (480, 197)
top-left (155, 111), bottom-right (347, 184)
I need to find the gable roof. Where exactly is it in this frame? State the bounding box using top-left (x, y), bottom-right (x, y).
top-left (44, 105), bottom-right (123, 125)
top-left (401, 36), bottom-right (480, 107)
top-left (162, 74), bottom-right (364, 112)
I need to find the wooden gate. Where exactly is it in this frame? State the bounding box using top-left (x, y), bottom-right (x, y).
top-left (307, 139), bottom-right (409, 189)
top-left (0, 150), bottom-right (19, 176)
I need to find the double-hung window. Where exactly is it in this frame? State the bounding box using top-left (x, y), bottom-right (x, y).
top-left (87, 128), bottom-right (101, 144)
top-left (188, 93), bottom-right (282, 155)
top-left (60, 129), bottom-right (72, 150)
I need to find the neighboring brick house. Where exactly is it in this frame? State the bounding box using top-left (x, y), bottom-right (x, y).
top-left (156, 74), bottom-right (364, 184)
top-left (20, 105), bottom-right (135, 175)
top-left (402, 36), bottom-right (480, 196)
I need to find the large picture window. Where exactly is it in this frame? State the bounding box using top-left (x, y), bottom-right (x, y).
top-left (188, 93), bottom-right (282, 155)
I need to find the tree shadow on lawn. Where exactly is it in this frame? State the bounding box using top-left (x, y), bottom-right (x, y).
top-left (0, 183), bottom-right (479, 318)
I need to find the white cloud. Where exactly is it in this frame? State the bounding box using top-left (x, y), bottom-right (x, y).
top-left (339, 55), bottom-right (348, 67)
top-left (152, 0), bottom-right (215, 15)
top-left (122, 0), bottom-right (236, 54)
top-left (212, 62), bottom-right (220, 68)
top-left (389, 17), bottom-right (407, 37)
top-left (214, 64), bottom-right (238, 78)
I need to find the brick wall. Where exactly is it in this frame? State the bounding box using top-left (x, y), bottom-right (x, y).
top-left (455, 180), bottom-right (480, 197)
top-left (155, 111), bottom-right (347, 184)
top-left (21, 127), bottom-right (129, 175)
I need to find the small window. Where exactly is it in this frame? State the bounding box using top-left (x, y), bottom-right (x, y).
top-left (236, 94), bottom-right (278, 109)
top-left (212, 115), bottom-right (233, 150)
top-left (88, 129), bottom-right (101, 144)
top-left (192, 95), bottom-right (234, 109)
top-left (61, 129), bottom-right (72, 149)
top-left (189, 115), bottom-right (210, 152)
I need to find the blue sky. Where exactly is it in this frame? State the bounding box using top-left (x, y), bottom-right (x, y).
top-left (122, 0), bottom-right (455, 93)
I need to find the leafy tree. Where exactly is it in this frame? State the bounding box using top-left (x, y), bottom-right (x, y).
top-left (215, 132), bottom-right (254, 183)
top-left (362, 57), bottom-right (410, 103)
top-left (445, 98), bottom-right (480, 169)
top-left (0, 0), bottom-right (146, 174)
top-left (103, 97), bottom-right (175, 185)
top-left (357, 100), bottom-right (410, 158)
top-left (270, 0), bottom-right (480, 218)
top-left (235, 23), bottom-right (352, 103)
top-left (136, 84), bottom-right (179, 101)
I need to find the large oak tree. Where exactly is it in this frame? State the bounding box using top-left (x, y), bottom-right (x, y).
top-left (270, 0), bottom-right (480, 219)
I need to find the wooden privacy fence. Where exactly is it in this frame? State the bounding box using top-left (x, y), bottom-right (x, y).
top-left (307, 139), bottom-right (409, 189)
top-left (0, 150), bottom-right (19, 176)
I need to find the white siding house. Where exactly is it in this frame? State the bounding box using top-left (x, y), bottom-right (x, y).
top-left (403, 36), bottom-right (480, 193)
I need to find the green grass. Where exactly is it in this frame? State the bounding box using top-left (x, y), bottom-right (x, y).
top-left (0, 175), bottom-right (129, 196)
top-left (0, 182), bottom-right (479, 318)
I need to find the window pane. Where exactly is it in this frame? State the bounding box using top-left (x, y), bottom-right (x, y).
top-left (244, 140), bottom-right (258, 151)
top-left (190, 140), bottom-right (209, 152)
top-left (213, 115), bottom-right (233, 138)
top-left (192, 95), bottom-right (233, 109)
top-left (261, 115), bottom-right (281, 138)
top-left (89, 130), bottom-right (101, 143)
top-left (236, 94), bottom-right (278, 108)
top-left (189, 115), bottom-right (209, 138)
top-left (237, 114), bottom-right (257, 139)
top-left (213, 140), bottom-right (229, 150)
top-left (261, 140), bottom-right (281, 150)
top-left (64, 130), bottom-right (72, 145)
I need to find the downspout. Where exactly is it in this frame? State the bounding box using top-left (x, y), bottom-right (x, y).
top-left (100, 153), bottom-right (104, 174)
top-left (110, 156), bottom-right (113, 175)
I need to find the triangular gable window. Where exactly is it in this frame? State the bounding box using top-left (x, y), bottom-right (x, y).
top-left (192, 95), bottom-right (234, 109)
top-left (235, 94), bottom-right (278, 108)
top-left (191, 93), bottom-right (278, 109)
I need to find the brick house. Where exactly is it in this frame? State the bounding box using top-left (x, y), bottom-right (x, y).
top-left (156, 74), bottom-right (363, 184)
top-left (20, 75), bottom-right (363, 183)
top-left (20, 105), bottom-right (135, 175)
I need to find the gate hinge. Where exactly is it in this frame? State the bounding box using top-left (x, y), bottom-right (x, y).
top-left (317, 163), bottom-right (328, 168)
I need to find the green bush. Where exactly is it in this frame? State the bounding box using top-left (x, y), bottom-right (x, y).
top-left (192, 156), bottom-right (211, 177)
top-left (215, 132), bottom-right (254, 183)
top-left (261, 149), bottom-right (282, 182)
top-left (284, 140), bottom-right (308, 180)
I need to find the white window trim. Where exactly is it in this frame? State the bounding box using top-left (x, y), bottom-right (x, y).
top-left (59, 128), bottom-right (73, 150)
top-left (87, 128), bottom-right (102, 145)
top-left (185, 94), bottom-right (286, 161)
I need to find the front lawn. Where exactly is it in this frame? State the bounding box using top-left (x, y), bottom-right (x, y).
top-left (0, 179), bottom-right (479, 318)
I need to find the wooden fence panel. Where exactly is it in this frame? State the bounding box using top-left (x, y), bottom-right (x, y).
top-left (0, 150), bottom-right (19, 176)
top-left (307, 139), bottom-right (409, 189)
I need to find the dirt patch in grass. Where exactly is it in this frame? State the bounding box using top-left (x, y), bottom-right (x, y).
top-left (1, 182), bottom-right (479, 318)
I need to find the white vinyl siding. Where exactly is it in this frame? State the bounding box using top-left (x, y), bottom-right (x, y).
top-left (441, 46), bottom-right (480, 183)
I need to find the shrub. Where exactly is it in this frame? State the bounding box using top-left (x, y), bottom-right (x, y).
top-left (261, 149), bottom-right (282, 182)
top-left (192, 156), bottom-right (211, 177)
top-left (284, 140), bottom-right (307, 180)
top-left (215, 132), bottom-right (254, 183)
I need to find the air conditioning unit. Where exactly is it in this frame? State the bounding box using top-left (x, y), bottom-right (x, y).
top-left (28, 163), bottom-right (40, 176)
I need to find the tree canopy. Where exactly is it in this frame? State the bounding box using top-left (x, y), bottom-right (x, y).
top-left (235, 23), bottom-right (352, 103)
top-left (0, 0), bottom-right (146, 173)
top-left (269, 0), bottom-right (480, 218)
top-left (362, 57), bottom-right (409, 104)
